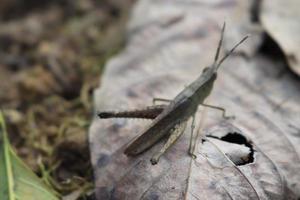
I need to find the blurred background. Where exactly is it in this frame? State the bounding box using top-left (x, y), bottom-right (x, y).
top-left (0, 0), bottom-right (135, 199)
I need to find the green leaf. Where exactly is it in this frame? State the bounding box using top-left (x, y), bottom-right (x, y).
top-left (0, 112), bottom-right (59, 200)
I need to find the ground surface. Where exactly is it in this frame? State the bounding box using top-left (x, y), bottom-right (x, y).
top-left (0, 0), bottom-right (134, 199)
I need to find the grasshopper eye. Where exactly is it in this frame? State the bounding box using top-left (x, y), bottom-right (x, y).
top-left (202, 67), bottom-right (209, 73)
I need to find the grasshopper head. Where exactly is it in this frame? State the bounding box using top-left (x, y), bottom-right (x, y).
top-left (202, 65), bottom-right (216, 75)
top-left (202, 66), bottom-right (210, 73)
top-left (201, 65), bottom-right (218, 82)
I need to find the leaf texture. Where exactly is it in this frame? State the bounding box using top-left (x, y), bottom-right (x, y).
top-left (90, 0), bottom-right (300, 199)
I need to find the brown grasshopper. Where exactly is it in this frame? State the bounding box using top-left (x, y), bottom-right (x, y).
top-left (98, 23), bottom-right (248, 165)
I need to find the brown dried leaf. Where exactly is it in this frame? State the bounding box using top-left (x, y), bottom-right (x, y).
top-left (224, 0), bottom-right (264, 57)
top-left (260, 0), bottom-right (300, 75)
top-left (90, 0), bottom-right (300, 199)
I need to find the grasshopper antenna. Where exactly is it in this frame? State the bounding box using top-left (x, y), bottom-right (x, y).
top-left (216, 35), bottom-right (249, 70)
top-left (214, 22), bottom-right (226, 63)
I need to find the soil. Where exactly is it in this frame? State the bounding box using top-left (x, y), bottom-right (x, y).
top-left (0, 0), bottom-right (135, 199)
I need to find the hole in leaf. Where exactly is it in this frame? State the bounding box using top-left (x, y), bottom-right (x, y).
top-left (206, 132), bottom-right (254, 165)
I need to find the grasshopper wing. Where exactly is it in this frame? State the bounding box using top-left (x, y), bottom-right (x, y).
top-left (124, 97), bottom-right (193, 155)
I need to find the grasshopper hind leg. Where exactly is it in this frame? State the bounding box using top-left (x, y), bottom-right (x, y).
top-left (150, 121), bottom-right (187, 165)
top-left (98, 105), bottom-right (166, 119)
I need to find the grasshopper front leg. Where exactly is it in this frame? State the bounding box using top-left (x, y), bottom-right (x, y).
top-left (150, 120), bottom-right (187, 165)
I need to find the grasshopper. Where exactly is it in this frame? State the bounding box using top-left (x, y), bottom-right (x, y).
top-left (98, 23), bottom-right (248, 165)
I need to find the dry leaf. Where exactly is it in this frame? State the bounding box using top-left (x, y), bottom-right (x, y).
top-left (260, 0), bottom-right (300, 75)
top-left (90, 0), bottom-right (300, 199)
top-left (189, 123), bottom-right (289, 199)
